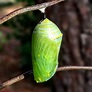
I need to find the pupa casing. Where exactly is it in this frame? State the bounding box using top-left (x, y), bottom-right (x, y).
top-left (32, 18), bottom-right (63, 83)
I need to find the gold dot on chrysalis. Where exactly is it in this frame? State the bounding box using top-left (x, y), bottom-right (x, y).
top-left (38, 54), bottom-right (40, 57)
top-left (38, 77), bottom-right (41, 81)
top-left (47, 73), bottom-right (50, 76)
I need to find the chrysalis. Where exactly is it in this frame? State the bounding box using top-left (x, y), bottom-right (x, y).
top-left (32, 18), bottom-right (63, 83)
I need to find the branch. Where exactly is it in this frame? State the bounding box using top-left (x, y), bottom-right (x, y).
top-left (57, 66), bottom-right (92, 71)
top-left (1, 66), bottom-right (92, 90)
top-left (0, 0), bottom-right (64, 24)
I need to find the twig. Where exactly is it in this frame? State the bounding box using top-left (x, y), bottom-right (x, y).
top-left (0, 66), bottom-right (92, 90)
top-left (0, 0), bottom-right (64, 24)
top-left (0, 74), bottom-right (24, 89)
top-left (57, 66), bottom-right (92, 71)
top-left (0, 70), bottom-right (32, 89)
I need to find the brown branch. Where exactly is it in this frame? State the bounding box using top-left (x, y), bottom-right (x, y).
top-left (0, 0), bottom-right (64, 24)
top-left (0, 74), bottom-right (24, 89)
top-left (1, 66), bottom-right (92, 90)
top-left (57, 66), bottom-right (92, 71)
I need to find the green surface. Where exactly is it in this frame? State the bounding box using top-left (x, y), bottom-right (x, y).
top-left (32, 18), bottom-right (63, 83)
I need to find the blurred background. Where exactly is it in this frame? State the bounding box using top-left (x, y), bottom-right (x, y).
top-left (0, 0), bottom-right (92, 92)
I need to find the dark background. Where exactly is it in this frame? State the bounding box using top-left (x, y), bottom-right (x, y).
top-left (0, 0), bottom-right (92, 92)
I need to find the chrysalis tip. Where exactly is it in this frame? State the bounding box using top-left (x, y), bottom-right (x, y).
top-left (39, 7), bottom-right (46, 13)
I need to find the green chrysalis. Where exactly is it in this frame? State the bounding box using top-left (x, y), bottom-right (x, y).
top-left (32, 18), bottom-right (63, 83)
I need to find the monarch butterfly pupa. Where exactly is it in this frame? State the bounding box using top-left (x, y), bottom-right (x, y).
top-left (32, 18), bottom-right (63, 83)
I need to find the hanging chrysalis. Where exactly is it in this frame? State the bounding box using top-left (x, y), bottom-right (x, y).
top-left (32, 8), bottom-right (63, 83)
